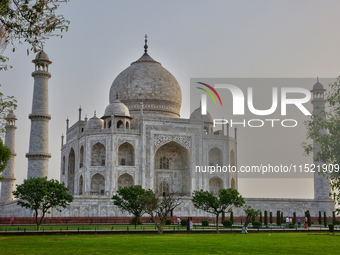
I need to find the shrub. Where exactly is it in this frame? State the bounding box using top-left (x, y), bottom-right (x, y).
top-left (252, 221), bottom-right (262, 228)
top-left (202, 220), bottom-right (209, 226)
top-left (222, 220), bottom-right (232, 227)
top-left (259, 212), bottom-right (262, 223)
top-left (329, 224), bottom-right (334, 232)
top-left (324, 212), bottom-right (327, 228)
top-left (335, 220), bottom-right (340, 225)
top-left (306, 210), bottom-right (311, 227)
top-left (270, 212), bottom-right (273, 224)
top-left (130, 216), bottom-right (142, 225)
top-left (181, 219), bottom-right (187, 226)
top-left (222, 211), bottom-right (225, 222)
top-left (252, 215), bottom-right (255, 223)
top-left (230, 210), bottom-right (234, 223)
top-left (264, 211), bottom-right (268, 226)
top-left (289, 223), bottom-right (295, 229)
top-left (333, 211), bottom-right (336, 225)
top-left (277, 211), bottom-right (281, 226)
top-left (165, 219), bottom-right (172, 225)
top-left (319, 211), bottom-right (322, 225)
top-left (293, 212), bottom-right (296, 225)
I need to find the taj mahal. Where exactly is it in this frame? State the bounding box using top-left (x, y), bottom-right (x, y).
top-left (0, 37), bottom-right (335, 217)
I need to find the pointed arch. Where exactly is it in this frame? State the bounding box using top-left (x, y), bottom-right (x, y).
top-left (159, 180), bottom-right (170, 194)
top-left (230, 149), bottom-right (235, 166)
top-left (160, 156), bottom-right (170, 169)
top-left (209, 147), bottom-right (223, 166)
top-left (67, 148), bottom-right (75, 195)
top-left (91, 142), bottom-right (106, 166)
top-left (204, 126), bottom-right (209, 134)
top-left (118, 142), bottom-right (135, 166)
top-left (79, 175), bottom-right (84, 195)
top-left (62, 156), bottom-right (65, 175)
top-left (155, 141), bottom-right (190, 195)
top-left (79, 145), bottom-right (84, 168)
top-left (209, 177), bottom-right (223, 195)
top-left (90, 173), bottom-right (105, 195)
top-left (231, 178), bottom-right (236, 189)
top-left (117, 120), bottom-right (124, 129)
top-left (118, 173), bottom-right (134, 189)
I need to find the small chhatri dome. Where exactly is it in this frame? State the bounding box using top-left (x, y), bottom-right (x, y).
top-left (6, 112), bottom-right (17, 120)
top-left (190, 106), bottom-right (213, 123)
top-left (109, 36), bottom-right (182, 118)
top-left (103, 100), bottom-right (130, 117)
top-left (86, 114), bottom-right (103, 129)
top-left (313, 77), bottom-right (324, 90)
top-left (34, 51), bottom-right (50, 61)
top-left (32, 50), bottom-right (52, 65)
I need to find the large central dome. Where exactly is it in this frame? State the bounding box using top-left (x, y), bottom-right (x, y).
top-left (109, 42), bottom-right (182, 119)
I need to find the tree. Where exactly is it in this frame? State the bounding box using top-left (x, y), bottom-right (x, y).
top-left (112, 185), bottom-right (149, 229)
top-left (0, 87), bottom-right (17, 179)
top-left (305, 210), bottom-right (311, 227)
top-left (192, 188), bottom-right (245, 234)
top-left (0, 137), bottom-right (10, 180)
top-left (230, 210), bottom-right (234, 224)
top-left (0, 0), bottom-right (70, 70)
top-left (277, 210), bottom-right (281, 226)
top-left (141, 188), bottom-right (182, 235)
top-left (319, 211), bottom-right (322, 225)
top-left (264, 211), bottom-right (268, 226)
top-left (270, 211), bottom-right (273, 224)
top-left (242, 206), bottom-right (261, 233)
top-left (302, 77), bottom-right (340, 213)
top-left (13, 177), bottom-right (73, 230)
top-left (0, 89), bottom-right (17, 133)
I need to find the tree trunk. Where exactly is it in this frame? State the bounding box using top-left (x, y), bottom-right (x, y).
top-left (244, 215), bottom-right (252, 228)
top-left (35, 210), bottom-right (40, 231)
top-left (216, 213), bottom-right (220, 234)
top-left (134, 215), bottom-right (140, 230)
top-left (37, 211), bottom-right (45, 231)
top-left (157, 220), bottom-right (167, 234)
top-left (242, 215), bottom-right (252, 234)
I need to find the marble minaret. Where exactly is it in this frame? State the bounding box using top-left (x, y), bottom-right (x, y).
top-left (0, 112), bottom-right (17, 203)
top-left (26, 51), bottom-right (52, 179)
top-left (311, 78), bottom-right (331, 199)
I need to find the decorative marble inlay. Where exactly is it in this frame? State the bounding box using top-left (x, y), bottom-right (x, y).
top-left (154, 134), bottom-right (191, 150)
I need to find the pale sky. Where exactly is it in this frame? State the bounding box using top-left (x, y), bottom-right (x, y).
top-left (2, 0), bottom-right (340, 199)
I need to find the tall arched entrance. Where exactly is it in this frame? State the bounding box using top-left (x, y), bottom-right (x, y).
top-left (154, 141), bottom-right (190, 195)
top-left (67, 148), bottom-right (75, 195)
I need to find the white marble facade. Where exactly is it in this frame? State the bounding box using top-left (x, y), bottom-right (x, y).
top-left (0, 42), bottom-right (335, 218)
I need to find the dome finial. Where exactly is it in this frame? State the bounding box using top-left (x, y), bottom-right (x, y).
top-left (94, 110), bottom-right (96, 117)
top-left (144, 34), bottom-right (148, 53)
top-left (317, 77), bottom-right (319, 83)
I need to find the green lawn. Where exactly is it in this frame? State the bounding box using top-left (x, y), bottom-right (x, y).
top-left (1, 233), bottom-right (339, 254)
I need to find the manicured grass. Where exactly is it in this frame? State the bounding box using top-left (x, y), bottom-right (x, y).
top-left (1, 233), bottom-right (339, 254)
